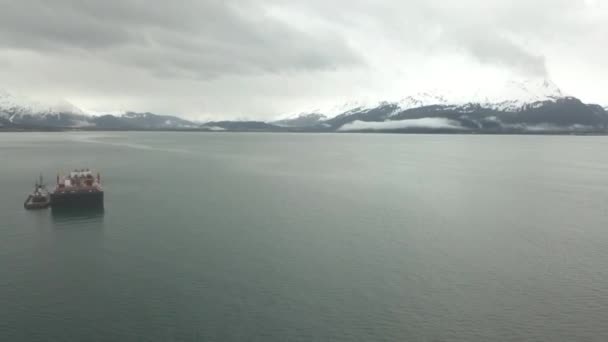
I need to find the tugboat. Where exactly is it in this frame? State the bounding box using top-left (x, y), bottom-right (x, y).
top-left (24, 175), bottom-right (51, 210)
top-left (51, 169), bottom-right (104, 209)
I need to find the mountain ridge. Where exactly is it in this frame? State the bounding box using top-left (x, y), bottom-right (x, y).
top-left (2, 83), bottom-right (607, 133)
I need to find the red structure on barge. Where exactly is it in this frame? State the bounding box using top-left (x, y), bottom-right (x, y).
top-left (51, 169), bottom-right (104, 209)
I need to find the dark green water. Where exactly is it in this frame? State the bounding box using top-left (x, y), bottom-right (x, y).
top-left (1, 132), bottom-right (608, 341)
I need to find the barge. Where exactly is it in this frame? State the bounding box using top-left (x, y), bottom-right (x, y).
top-left (51, 169), bottom-right (104, 209)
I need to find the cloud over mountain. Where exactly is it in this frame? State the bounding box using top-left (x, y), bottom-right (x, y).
top-left (0, 0), bottom-right (606, 119)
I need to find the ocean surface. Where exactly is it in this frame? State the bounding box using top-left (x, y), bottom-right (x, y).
top-left (1, 132), bottom-right (608, 341)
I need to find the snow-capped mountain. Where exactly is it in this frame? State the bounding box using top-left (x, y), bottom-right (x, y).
top-left (294, 99), bottom-right (381, 120)
top-left (0, 90), bottom-right (200, 129)
top-left (396, 92), bottom-right (450, 111)
top-left (2, 80), bottom-right (607, 133)
top-left (307, 78), bottom-right (567, 123)
top-left (0, 90), bottom-right (84, 116)
top-left (0, 90), bottom-right (90, 127)
top-left (471, 78), bottom-right (564, 112)
top-left (308, 78), bottom-right (607, 132)
top-left (389, 78), bottom-right (565, 113)
top-left (0, 89), bottom-right (46, 116)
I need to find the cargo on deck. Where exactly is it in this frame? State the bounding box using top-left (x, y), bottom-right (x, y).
top-left (51, 169), bottom-right (104, 209)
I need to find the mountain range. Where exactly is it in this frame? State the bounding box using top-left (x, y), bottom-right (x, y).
top-left (1, 80), bottom-right (607, 134)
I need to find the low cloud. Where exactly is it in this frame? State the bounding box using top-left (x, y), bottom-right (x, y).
top-left (339, 118), bottom-right (463, 131)
top-left (504, 123), bottom-right (594, 132)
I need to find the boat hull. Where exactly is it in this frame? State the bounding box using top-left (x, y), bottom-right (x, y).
top-left (24, 195), bottom-right (51, 210)
top-left (51, 191), bottom-right (104, 209)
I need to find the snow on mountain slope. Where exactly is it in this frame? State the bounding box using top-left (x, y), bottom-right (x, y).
top-left (0, 90), bottom-right (45, 118)
top-left (396, 92), bottom-right (450, 110)
top-left (293, 98), bottom-right (381, 119)
top-left (392, 78), bottom-right (565, 113)
top-left (317, 78), bottom-right (566, 121)
top-left (0, 90), bottom-right (85, 120)
top-left (471, 78), bottom-right (564, 111)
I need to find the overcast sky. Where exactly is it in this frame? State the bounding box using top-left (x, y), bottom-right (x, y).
top-left (0, 0), bottom-right (606, 120)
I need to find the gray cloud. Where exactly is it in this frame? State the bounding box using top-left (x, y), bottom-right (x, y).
top-left (0, 0), bottom-right (606, 119)
top-left (287, 0), bottom-right (591, 78)
top-left (443, 30), bottom-right (549, 77)
top-left (0, 0), bottom-right (362, 79)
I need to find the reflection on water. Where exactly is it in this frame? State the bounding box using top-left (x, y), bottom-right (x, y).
top-left (51, 207), bottom-right (105, 227)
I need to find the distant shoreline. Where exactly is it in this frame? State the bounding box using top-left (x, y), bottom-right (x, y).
top-left (1, 128), bottom-right (606, 136)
